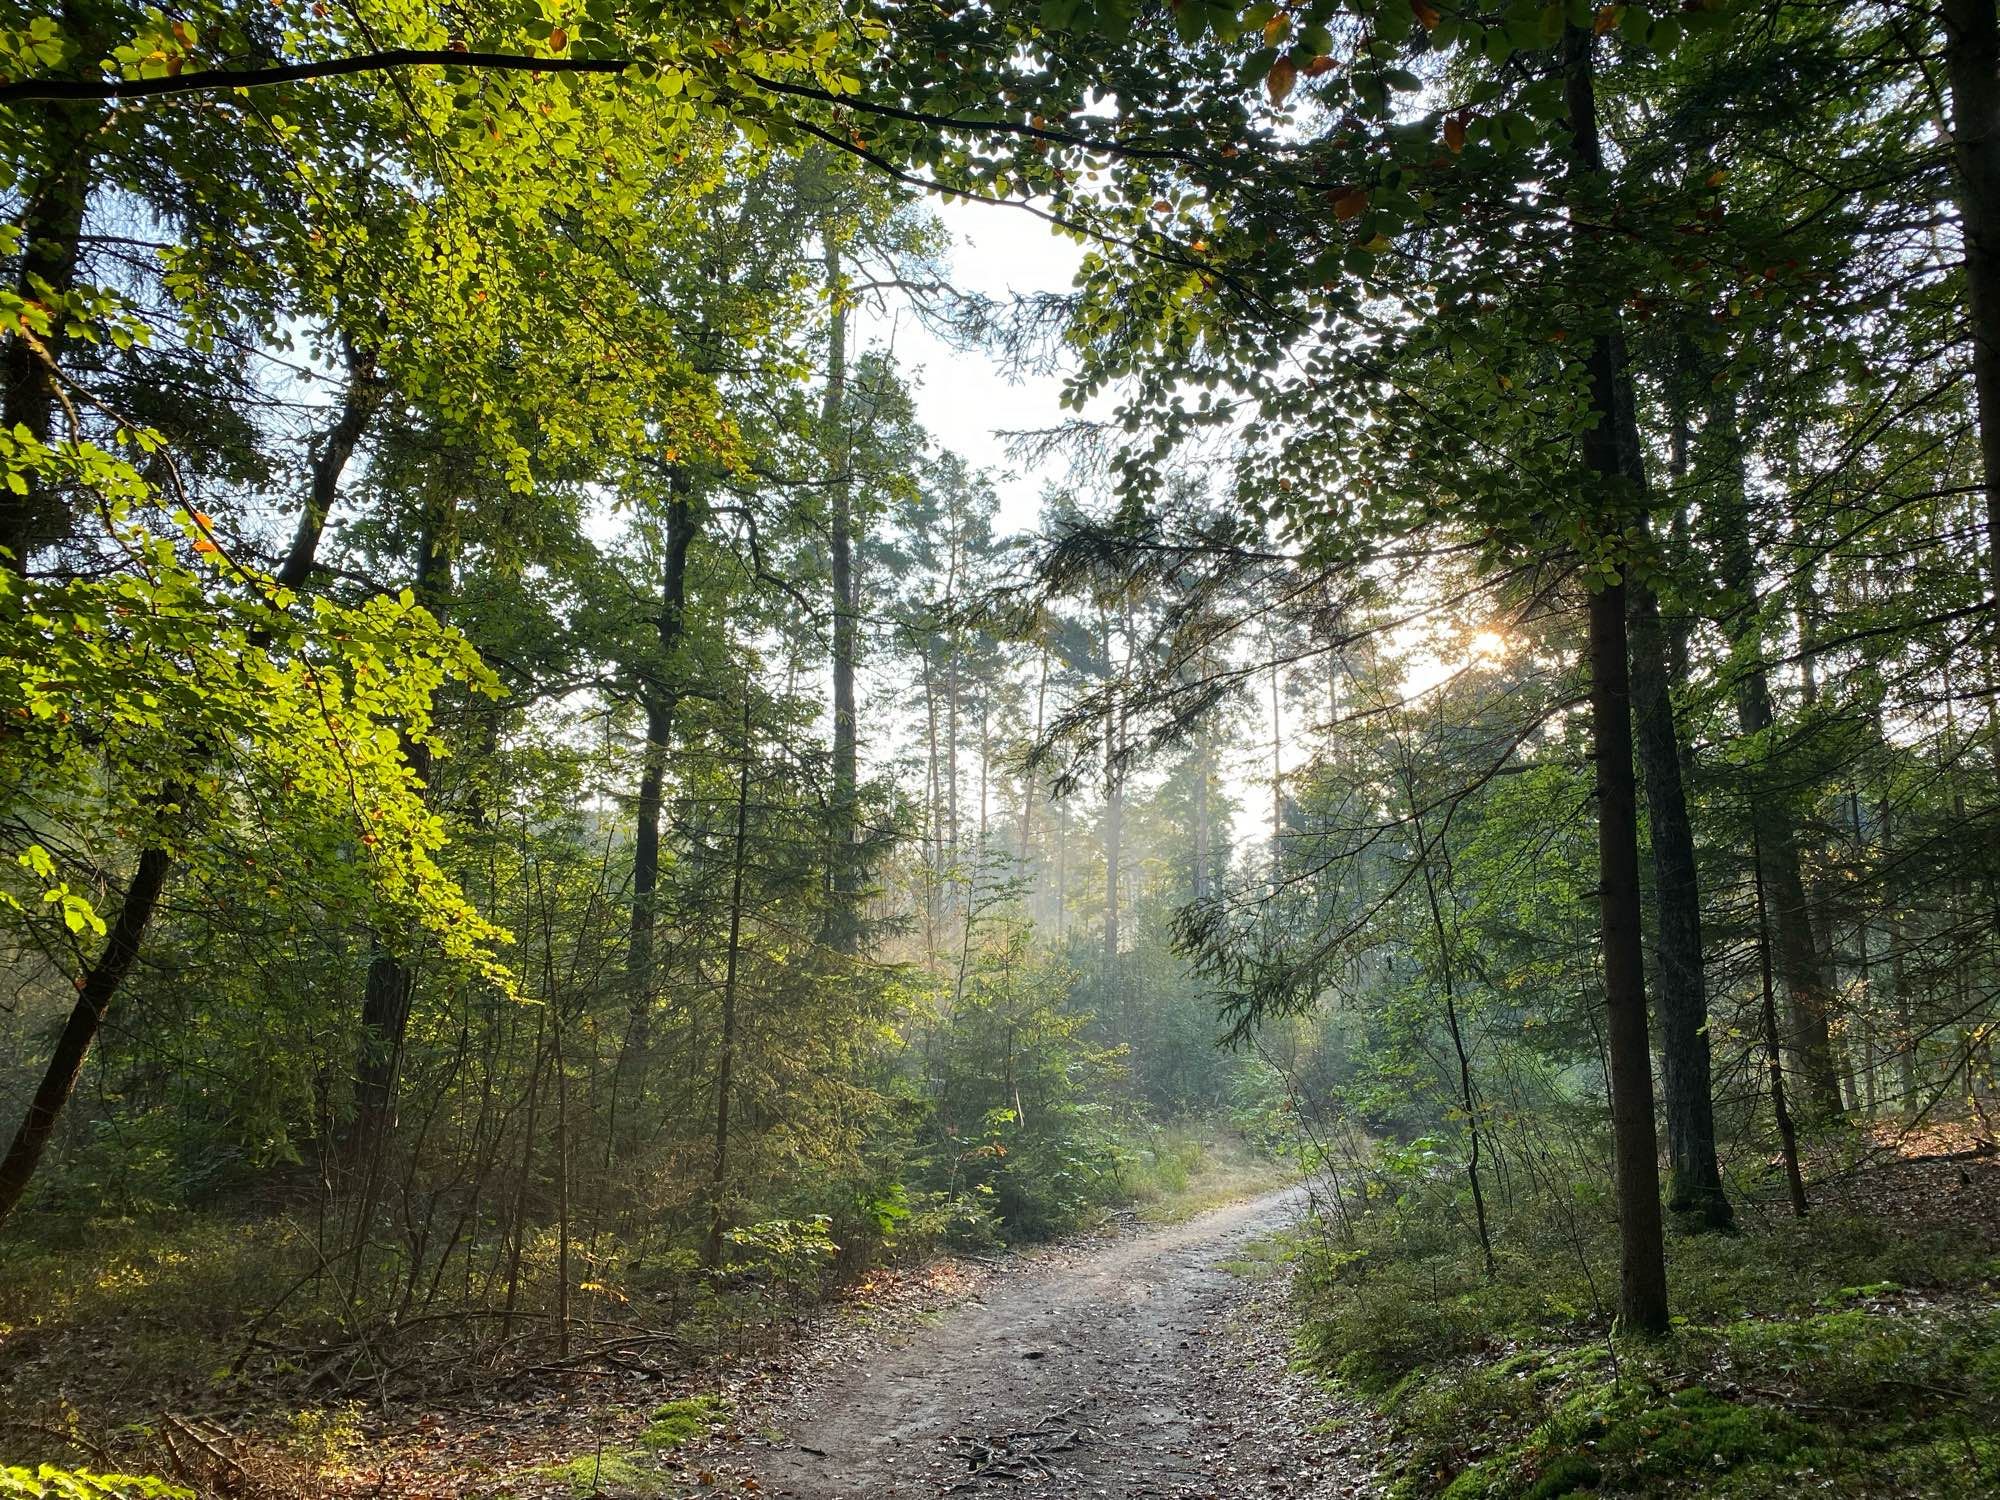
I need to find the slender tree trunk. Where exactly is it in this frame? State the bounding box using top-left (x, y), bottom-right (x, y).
top-left (1192, 718), bottom-right (1212, 904)
top-left (705, 695), bottom-right (754, 1268)
top-left (276, 342), bottom-right (383, 591)
top-left (1020, 648), bottom-right (1048, 897)
top-left (1101, 612), bottom-right (1122, 971)
top-left (0, 73), bottom-right (97, 571)
top-left (823, 234), bottom-right (860, 950)
top-left (1413, 806), bottom-right (1495, 1279)
top-left (923, 648), bottom-right (942, 957)
top-left (1702, 393), bottom-right (1846, 1118)
top-left (1629, 576), bottom-right (1731, 1228)
top-left (1566, 23), bottom-right (1670, 1335)
top-left (617, 476), bottom-right (697, 1130)
top-left (1754, 827), bottom-right (1810, 1218)
top-left (554, 999), bottom-right (571, 1358)
top-left (500, 1011), bottom-right (548, 1340)
top-left (0, 846), bottom-right (172, 1230)
top-left (1589, 581), bottom-right (1672, 1333)
top-left (1269, 641), bottom-right (1283, 887)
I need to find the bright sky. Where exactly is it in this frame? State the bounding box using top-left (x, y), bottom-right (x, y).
top-left (848, 196), bottom-right (1086, 536)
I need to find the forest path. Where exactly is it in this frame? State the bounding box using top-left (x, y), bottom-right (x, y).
top-left (724, 1186), bottom-right (1380, 1498)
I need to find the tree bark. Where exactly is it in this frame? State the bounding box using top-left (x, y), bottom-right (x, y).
top-left (0, 846), bottom-right (172, 1230)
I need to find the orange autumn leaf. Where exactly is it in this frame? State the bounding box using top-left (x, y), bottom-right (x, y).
top-left (1332, 188), bottom-right (1369, 222)
top-left (1266, 56), bottom-right (1296, 107)
top-left (1411, 0), bottom-right (1441, 31)
top-left (1444, 115), bottom-right (1466, 154)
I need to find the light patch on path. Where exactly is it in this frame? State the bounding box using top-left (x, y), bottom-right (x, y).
top-left (728, 1186), bottom-right (1383, 1498)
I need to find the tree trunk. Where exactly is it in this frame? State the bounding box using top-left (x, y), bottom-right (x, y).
top-left (824, 234), bottom-right (860, 950)
top-left (618, 475), bottom-right (697, 1123)
top-left (1702, 392), bottom-right (1846, 1118)
top-left (1567, 23), bottom-right (1670, 1335)
top-left (1629, 576), bottom-right (1732, 1228)
top-left (1589, 580), bottom-right (1672, 1333)
top-left (0, 846), bottom-right (172, 1230)
top-left (275, 342), bottom-right (383, 591)
top-left (705, 695), bottom-right (755, 1267)
top-left (0, 78), bottom-right (97, 571)
top-left (1192, 717), bottom-right (1212, 903)
top-left (1754, 826), bottom-right (1810, 1218)
top-left (1942, 0), bottom-right (2000, 625)
top-left (1101, 611), bottom-right (1123, 971)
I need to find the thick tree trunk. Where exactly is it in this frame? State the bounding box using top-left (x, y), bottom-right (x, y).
top-left (1702, 394), bottom-right (1846, 1118)
top-left (823, 236), bottom-right (860, 950)
top-left (0, 846), bottom-right (172, 1230)
top-left (0, 83), bottom-right (97, 571)
top-left (1589, 581), bottom-right (1672, 1332)
top-left (1942, 0), bottom-right (2000, 619)
top-left (1567, 24), bottom-right (1670, 1335)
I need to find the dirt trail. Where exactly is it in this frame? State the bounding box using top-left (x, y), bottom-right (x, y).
top-left (733, 1186), bottom-right (1380, 1498)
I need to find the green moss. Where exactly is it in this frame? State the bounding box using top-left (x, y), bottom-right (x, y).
top-left (1521, 1453), bottom-right (1602, 1499)
top-left (638, 1395), bottom-right (728, 1450)
top-left (523, 1448), bottom-right (668, 1498)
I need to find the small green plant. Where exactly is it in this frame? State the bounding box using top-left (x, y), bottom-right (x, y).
top-left (0, 1469), bottom-right (190, 1500)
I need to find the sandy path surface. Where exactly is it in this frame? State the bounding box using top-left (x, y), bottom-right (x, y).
top-left (732, 1186), bottom-right (1381, 1498)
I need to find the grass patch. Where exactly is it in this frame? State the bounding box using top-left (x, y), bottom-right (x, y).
top-left (1122, 1127), bottom-right (1290, 1224)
